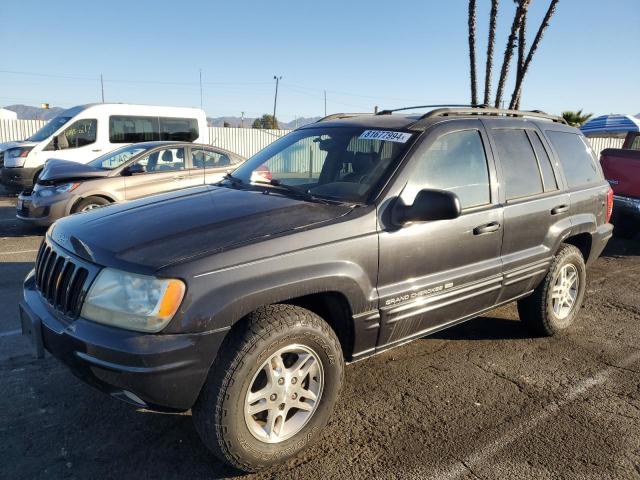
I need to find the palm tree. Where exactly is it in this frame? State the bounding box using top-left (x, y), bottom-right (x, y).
top-left (494, 0), bottom-right (530, 108)
top-left (515, 1), bottom-right (527, 109)
top-left (468, 0), bottom-right (478, 105)
top-left (561, 110), bottom-right (592, 127)
top-left (509, 0), bottom-right (560, 109)
top-left (483, 0), bottom-right (499, 106)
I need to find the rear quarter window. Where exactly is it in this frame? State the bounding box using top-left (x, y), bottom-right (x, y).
top-left (546, 131), bottom-right (601, 188)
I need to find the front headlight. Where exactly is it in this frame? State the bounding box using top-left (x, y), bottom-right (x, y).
top-left (36, 182), bottom-right (80, 197)
top-left (81, 268), bottom-right (186, 332)
top-left (4, 147), bottom-right (33, 167)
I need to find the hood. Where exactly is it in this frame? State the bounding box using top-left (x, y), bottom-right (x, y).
top-left (39, 159), bottom-right (110, 183)
top-left (0, 140), bottom-right (37, 152)
top-left (49, 185), bottom-right (353, 272)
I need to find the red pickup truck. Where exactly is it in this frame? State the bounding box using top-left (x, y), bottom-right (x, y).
top-left (600, 131), bottom-right (640, 238)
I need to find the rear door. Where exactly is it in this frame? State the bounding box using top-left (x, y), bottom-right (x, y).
top-left (123, 146), bottom-right (190, 200)
top-left (485, 122), bottom-right (569, 302)
top-left (377, 120), bottom-right (503, 349)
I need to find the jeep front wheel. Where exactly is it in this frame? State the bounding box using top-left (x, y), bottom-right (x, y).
top-left (192, 304), bottom-right (344, 472)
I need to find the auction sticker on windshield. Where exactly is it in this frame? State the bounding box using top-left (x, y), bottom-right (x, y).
top-left (359, 130), bottom-right (413, 143)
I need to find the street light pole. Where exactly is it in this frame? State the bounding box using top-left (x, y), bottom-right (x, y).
top-left (324, 90), bottom-right (327, 116)
top-left (273, 75), bottom-right (282, 126)
top-left (199, 69), bottom-right (203, 109)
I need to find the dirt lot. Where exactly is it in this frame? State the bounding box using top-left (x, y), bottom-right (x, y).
top-left (1, 190), bottom-right (639, 480)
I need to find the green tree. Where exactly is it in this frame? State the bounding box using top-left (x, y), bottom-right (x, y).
top-left (223, 121), bottom-right (231, 127)
top-left (252, 114), bottom-right (279, 129)
top-left (561, 110), bottom-right (592, 127)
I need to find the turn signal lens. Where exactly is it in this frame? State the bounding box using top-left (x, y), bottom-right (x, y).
top-left (158, 279), bottom-right (186, 319)
top-left (606, 187), bottom-right (614, 223)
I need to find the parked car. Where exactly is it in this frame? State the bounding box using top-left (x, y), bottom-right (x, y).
top-left (15, 141), bottom-right (244, 226)
top-left (20, 106), bottom-right (613, 471)
top-left (1, 103), bottom-right (208, 192)
top-left (600, 131), bottom-right (640, 238)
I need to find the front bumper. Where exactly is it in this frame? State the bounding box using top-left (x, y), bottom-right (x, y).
top-left (1, 166), bottom-right (39, 190)
top-left (21, 271), bottom-right (227, 411)
top-left (16, 192), bottom-right (70, 227)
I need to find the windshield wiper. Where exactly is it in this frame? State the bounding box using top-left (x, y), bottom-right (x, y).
top-left (252, 179), bottom-right (330, 204)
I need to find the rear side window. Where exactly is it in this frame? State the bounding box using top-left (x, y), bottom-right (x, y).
top-left (546, 131), bottom-right (600, 188)
top-left (402, 129), bottom-right (490, 208)
top-left (527, 131), bottom-right (558, 192)
top-left (192, 148), bottom-right (237, 169)
top-left (109, 116), bottom-right (199, 143)
top-left (492, 129), bottom-right (543, 200)
top-left (629, 134), bottom-right (640, 151)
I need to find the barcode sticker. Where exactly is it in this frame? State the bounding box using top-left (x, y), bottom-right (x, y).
top-left (359, 130), bottom-right (413, 143)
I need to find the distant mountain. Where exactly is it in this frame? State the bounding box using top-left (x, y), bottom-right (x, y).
top-left (207, 116), bottom-right (320, 130)
top-left (3, 104), bottom-right (321, 129)
top-left (3, 104), bottom-right (65, 120)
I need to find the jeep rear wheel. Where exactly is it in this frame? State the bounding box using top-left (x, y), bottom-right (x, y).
top-left (517, 244), bottom-right (586, 336)
top-left (192, 304), bottom-right (344, 472)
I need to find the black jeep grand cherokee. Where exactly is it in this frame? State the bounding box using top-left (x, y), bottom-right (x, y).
top-left (20, 106), bottom-right (613, 471)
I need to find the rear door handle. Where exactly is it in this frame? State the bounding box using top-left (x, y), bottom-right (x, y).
top-left (473, 222), bottom-right (500, 235)
top-left (91, 149), bottom-right (102, 153)
top-left (173, 175), bottom-right (186, 180)
top-left (551, 204), bottom-right (569, 215)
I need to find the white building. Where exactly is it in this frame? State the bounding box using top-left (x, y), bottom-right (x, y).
top-left (0, 108), bottom-right (17, 120)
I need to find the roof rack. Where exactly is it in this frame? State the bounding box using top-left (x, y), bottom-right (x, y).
top-left (415, 106), bottom-right (567, 124)
top-left (316, 112), bottom-right (374, 123)
top-left (376, 104), bottom-right (488, 115)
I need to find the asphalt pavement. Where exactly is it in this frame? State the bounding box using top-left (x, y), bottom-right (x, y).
top-left (1, 189), bottom-right (639, 480)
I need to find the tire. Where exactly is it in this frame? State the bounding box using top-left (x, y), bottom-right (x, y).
top-left (72, 196), bottom-right (110, 213)
top-left (192, 304), bottom-right (344, 472)
top-left (517, 244), bottom-right (586, 336)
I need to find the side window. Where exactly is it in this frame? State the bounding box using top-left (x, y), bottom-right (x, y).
top-left (51, 119), bottom-right (97, 150)
top-left (546, 131), bottom-right (600, 188)
top-left (134, 148), bottom-right (185, 173)
top-left (160, 118), bottom-right (199, 142)
top-left (402, 130), bottom-right (490, 209)
top-left (492, 129), bottom-right (543, 200)
top-left (628, 134), bottom-right (640, 151)
top-left (192, 149), bottom-right (235, 169)
top-left (109, 116), bottom-right (160, 143)
top-left (527, 131), bottom-right (558, 192)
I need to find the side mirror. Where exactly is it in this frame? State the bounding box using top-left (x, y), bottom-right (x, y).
top-left (393, 189), bottom-right (461, 225)
top-left (122, 163), bottom-right (145, 176)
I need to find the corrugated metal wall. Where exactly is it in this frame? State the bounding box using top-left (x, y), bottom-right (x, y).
top-left (0, 119), bottom-right (628, 159)
top-left (0, 119), bottom-right (46, 144)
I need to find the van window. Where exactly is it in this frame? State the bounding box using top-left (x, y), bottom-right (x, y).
top-left (402, 129), bottom-right (490, 208)
top-left (546, 131), bottom-right (600, 188)
top-left (493, 129), bottom-right (543, 200)
top-left (28, 116), bottom-right (72, 142)
top-left (160, 118), bottom-right (198, 142)
top-left (527, 131), bottom-right (558, 192)
top-left (109, 116), bottom-right (159, 143)
top-left (45, 119), bottom-right (97, 150)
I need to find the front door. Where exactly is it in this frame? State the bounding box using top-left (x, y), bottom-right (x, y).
top-left (377, 121), bottom-right (503, 350)
top-left (124, 146), bottom-right (190, 200)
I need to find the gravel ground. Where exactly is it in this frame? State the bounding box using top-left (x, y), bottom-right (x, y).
top-left (1, 190), bottom-right (639, 480)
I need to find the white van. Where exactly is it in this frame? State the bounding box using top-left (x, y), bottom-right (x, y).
top-left (0, 103), bottom-right (208, 191)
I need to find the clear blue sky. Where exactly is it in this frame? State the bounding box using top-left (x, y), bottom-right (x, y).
top-left (1, 0), bottom-right (638, 121)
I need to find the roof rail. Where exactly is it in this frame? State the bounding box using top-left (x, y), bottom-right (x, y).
top-left (316, 112), bottom-right (373, 123)
top-left (416, 107), bottom-right (567, 124)
top-left (376, 104), bottom-right (488, 115)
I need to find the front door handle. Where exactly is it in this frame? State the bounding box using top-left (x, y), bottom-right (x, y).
top-left (91, 149), bottom-right (102, 153)
top-left (551, 204), bottom-right (569, 215)
top-left (173, 175), bottom-right (186, 181)
top-left (473, 222), bottom-right (500, 235)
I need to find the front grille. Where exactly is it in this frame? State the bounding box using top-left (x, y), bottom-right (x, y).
top-left (34, 240), bottom-right (91, 319)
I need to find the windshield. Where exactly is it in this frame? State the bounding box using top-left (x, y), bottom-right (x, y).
top-left (88, 144), bottom-right (147, 170)
top-left (27, 116), bottom-right (72, 142)
top-left (231, 127), bottom-right (414, 203)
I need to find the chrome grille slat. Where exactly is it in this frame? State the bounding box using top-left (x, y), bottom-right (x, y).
top-left (33, 239), bottom-right (94, 320)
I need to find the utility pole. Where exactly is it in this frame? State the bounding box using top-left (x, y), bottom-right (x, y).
top-left (100, 74), bottom-right (105, 103)
top-left (324, 90), bottom-right (327, 116)
top-left (241, 111), bottom-right (245, 128)
top-left (199, 69), bottom-right (203, 109)
top-left (273, 75), bottom-right (282, 126)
